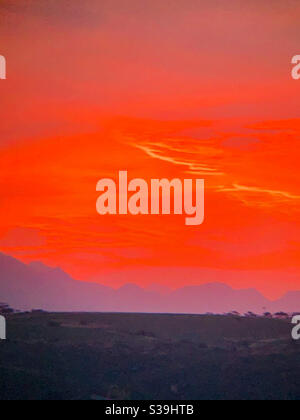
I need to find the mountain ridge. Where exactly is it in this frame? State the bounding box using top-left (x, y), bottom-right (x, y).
top-left (0, 252), bottom-right (299, 313)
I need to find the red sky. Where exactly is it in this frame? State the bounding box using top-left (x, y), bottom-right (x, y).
top-left (0, 0), bottom-right (300, 299)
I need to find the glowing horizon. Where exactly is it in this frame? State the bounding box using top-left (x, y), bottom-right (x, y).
top-left (1, 0), bottom-right (300, 300)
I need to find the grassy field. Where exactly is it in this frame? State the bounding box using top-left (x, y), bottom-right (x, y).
top-left (0, 312), bottom-right (299, 400)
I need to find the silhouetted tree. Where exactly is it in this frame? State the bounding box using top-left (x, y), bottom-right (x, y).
top-left (274, 312), bottom-right (289, 319)
top-left (0, 303), bottom-right (14, 314)
top-left (244, 311), bottom-right (255, 318)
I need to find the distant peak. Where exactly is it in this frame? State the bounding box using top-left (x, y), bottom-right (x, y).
top-left (29, 261), bottom-right (55, 272)
top-left (118, 283), bottom-right (142, 292)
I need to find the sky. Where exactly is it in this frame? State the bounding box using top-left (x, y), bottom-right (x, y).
top-left (0, 0), bottom-right (300, 299)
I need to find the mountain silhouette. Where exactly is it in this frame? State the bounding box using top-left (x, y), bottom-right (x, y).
top-left (0, 252), bottom-right (299, 313)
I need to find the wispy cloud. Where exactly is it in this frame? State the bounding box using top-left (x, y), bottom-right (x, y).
top-left (217, 184), bottom-right (300, 205)
top-left (131, 139), bottom-right (224, 176)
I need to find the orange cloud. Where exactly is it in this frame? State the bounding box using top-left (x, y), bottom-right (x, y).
top-left (1, 1), bottom-right (300, 298)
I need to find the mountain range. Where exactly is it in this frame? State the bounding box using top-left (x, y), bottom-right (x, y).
top-left (0, 252), bottom-right (299, 314)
